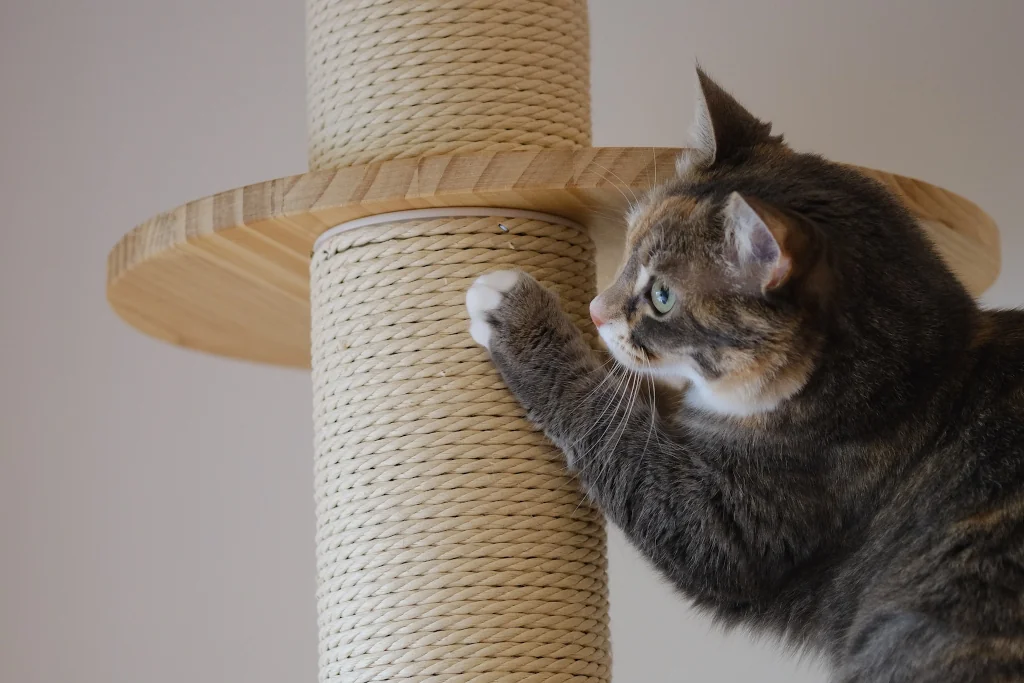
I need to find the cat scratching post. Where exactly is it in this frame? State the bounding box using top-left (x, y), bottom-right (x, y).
top-left (309, 3), bottom-right (612, 680)
top-left (106, 1), bottom-right (1001, 681)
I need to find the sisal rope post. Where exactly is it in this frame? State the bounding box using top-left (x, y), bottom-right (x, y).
top-left (306, 0), bottom-right (591, 169)
top-left (307, 1), bottom-right (610, 681)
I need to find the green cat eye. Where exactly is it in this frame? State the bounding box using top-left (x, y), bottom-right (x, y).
top-left (649, 279), bottom-right (676, 314)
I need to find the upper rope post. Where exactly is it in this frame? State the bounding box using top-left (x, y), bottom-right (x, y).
top-left (305, 0), bottom-right (592, 169)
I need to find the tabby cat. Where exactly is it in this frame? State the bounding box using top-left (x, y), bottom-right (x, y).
top-left (466, 68), bottom-right (1024, 681)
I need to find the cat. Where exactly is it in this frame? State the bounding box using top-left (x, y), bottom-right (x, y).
top-left (465, 67), bottom-right (1024, 682)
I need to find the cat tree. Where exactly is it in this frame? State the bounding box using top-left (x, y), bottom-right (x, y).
top-left (106, 1), bottom-right (1001, 681)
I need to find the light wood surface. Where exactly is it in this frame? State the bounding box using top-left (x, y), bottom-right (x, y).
top-left (106, 147), bottom-right (1001, 367)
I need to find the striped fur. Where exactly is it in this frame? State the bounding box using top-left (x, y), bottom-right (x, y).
top-left (473, 68), bottom-right (1024, 681)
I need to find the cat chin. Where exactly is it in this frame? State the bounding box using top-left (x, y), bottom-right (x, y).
top-left (597, 323), bottom-right (689, 380)
top-left (596, 321), bottom-right (643, 367)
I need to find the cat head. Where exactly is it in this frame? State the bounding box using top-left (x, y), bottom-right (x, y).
top-left (592, 67), bottom-right (833, 417)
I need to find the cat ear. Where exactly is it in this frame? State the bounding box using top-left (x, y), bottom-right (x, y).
top-left (681, 66), bottom-right (779, 173)
top-left (722, 192), bottom-right (793, 293)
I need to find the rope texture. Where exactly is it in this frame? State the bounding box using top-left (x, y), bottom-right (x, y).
top-left (311, 215), bottom-right (610, 682)
top-left (306, 0), bottom-right (591, 169)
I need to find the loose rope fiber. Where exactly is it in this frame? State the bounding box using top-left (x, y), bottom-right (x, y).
top-left (306, 0), bottom-right (591, 169)
top-left (311, 215), bottom-right (611, 682)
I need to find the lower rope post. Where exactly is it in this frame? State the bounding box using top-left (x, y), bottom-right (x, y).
top-left (311, 211), bottom-right (611, 682)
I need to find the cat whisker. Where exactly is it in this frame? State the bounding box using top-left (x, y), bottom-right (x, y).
top-left (587, 365), bottom-right (634, 449)
top-left (576, 204), bottom-right (630, 228)
top-left (580, 169), bottom-right (633, 215)
top-left (568, 360), bottom-right (622, 449)
top-left (597, 367), bottom-right (643, 487)
top-left (639, 358), bottom-right (658, 472)
top-left (573, 365), bottom-right (634, 475)
top-left (567, 376), bottom-right (626, 490)
top-left (569, 365), bottom-right (637, 518)
top-left (588, 159), bottom-right (641, 214)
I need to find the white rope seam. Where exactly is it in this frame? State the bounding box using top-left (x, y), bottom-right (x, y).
top-left (314, 208), bottom-right (586, 252)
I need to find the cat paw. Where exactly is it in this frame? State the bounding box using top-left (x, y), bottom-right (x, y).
top-left (465, 270), bottom-right (526, 350)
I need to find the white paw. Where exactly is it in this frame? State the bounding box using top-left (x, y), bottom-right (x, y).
top-left (465, 270), bottom-right (524, 349)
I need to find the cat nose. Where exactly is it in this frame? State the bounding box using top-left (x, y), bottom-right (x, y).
top-left (589, 298), bottom-right (606, 328)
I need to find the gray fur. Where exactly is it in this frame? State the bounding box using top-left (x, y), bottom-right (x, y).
top-left (475, 68), bottom-right (1024, 681)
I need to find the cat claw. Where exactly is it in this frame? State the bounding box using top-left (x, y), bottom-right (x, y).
top-left (466, 270), bottom-right (525, 350)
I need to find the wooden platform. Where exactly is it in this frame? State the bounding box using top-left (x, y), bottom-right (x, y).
top-left (106, 147), bottom-right (1001, 368)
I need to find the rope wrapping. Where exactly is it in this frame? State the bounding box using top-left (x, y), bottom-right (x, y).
top-left (307, 2), bottom-right (605, 679)
top-left (311, 215), bottom-right (610, 682)
top-left (306, 0), bottom-right (591, 169)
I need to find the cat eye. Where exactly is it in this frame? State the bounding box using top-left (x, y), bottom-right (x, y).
top-left (649, 279), bottom-right (676, 314)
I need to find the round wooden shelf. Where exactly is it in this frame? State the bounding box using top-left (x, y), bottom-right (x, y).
top-left (106, 147), bottom-right (1001, 368)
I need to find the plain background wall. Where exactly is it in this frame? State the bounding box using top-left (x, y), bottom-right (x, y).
top-left (2, 1), bottom-right (1022, 681)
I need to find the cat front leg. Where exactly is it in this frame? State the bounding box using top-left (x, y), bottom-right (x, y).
top-left (466, 269), bottom-right (663, 515)
top-left (466, 270), bottom-right (781, 613)
top-left (465, 270), bottom-right (602, 430)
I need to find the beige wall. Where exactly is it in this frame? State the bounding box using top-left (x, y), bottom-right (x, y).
top-left (2, 1), bottom-right (1021, 682)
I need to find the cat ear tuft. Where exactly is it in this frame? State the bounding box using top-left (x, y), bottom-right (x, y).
top-left (684, 65), bottom-right (780, 173)
top-left (684, 67), bottom-right (719, 170)
top-left (723, 192), bottom-right (792, 292)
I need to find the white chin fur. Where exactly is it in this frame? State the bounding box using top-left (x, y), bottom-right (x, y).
top-left (675, 370), bottom-right (783, 417)
top-left (686, 383), bottom-right (772, 417)
top-left (596, 321), bottom-right (636, 367)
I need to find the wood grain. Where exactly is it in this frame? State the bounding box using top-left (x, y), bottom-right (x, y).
top-left (106, 147), bottom-right (1001, 368)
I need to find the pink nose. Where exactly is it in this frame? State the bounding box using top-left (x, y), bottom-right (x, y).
top-left (589, 298), bottom-right (606, 328)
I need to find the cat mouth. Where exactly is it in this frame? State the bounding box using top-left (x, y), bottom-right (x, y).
top-left (631, 338), bottom-right (657, 363)
top-left (605, 339), bottom-right (651, 369)
top-left (596, 324), bottom-right (653, 369)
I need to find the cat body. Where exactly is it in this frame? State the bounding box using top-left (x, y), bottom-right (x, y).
top-left (466, 69), bottom-right (1024, 681)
